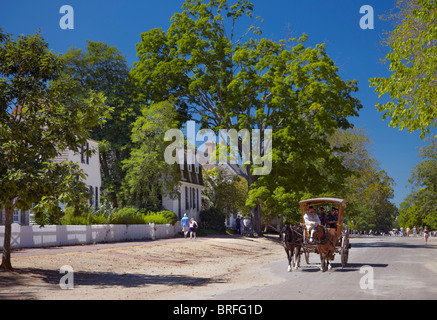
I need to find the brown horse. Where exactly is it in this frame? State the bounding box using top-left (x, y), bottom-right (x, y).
top-left (310, 224), bottom-right (337, 272)
top-left (281, 224), bottom-right (304, 272)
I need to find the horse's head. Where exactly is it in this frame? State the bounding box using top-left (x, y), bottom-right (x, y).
top-left (310, 224), bottom-right (325, 241)
top-left (281, 225), bottom-right (293, 243)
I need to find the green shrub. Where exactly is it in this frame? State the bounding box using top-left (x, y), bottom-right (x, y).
top-left (199, 207), bottom-right (226, 232)
top-left (158, 210), bottom-right (178, 225)
top-left (111, 207), bottom-right (145, 224)
top-left (61, 213), bottom-right (90, 225)
top-left (59, 206), bottom-right (178, 225)
top-left (61, 207), bottom-right (110, 225)
top-left (88, 213), bottom-right (110, 225)
top-left (143, 212), bottom-right (168, 224)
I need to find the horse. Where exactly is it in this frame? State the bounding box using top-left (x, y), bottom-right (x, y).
top-left (281, 224), bottom-right (304, 272)
top-left (310, 224), bottom-right (338, 272)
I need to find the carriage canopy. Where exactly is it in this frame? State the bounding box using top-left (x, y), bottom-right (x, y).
top-left (299, 197), bottom-right (346, 208)
top-left (299, 197), bottom-right (346, 239)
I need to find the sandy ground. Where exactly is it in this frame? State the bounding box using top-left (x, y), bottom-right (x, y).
top-left (0, 235), bottom-right (286, 300)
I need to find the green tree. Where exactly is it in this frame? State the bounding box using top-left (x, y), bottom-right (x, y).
top-left (0, 30), bottom-right (111, 270)
top-left (370, 0), bottom-right (437, 138)
top-left (131, 0), bottom-right (362, 234)
top-left (120, 101), bottom-right (181, 210)
top-left (329, 128), bottom-right (396, 231)
top-left (402, 137), bottom-right (437, 229)
top-left (398, 194), bottom-right (422, 229)
top-left (202, 166), bottom-right (249, 217)
top-left (62, 41), bottom-right (140, 208)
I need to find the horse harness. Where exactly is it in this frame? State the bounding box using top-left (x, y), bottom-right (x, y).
top-left (312, 225), bottom-right (336, 247)
top-left (282, 225), bottom-right (303, 245)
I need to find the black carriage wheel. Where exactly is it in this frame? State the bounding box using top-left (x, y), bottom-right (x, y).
top-left (341, 232), bottom-right (349, 268)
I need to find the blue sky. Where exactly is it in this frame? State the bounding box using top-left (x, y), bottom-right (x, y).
top-left (1, 0), bottom-right (433, 206)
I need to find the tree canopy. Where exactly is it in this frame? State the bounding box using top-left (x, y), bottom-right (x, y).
top-left (120, 100), bottom-right (181, 210)
top-left (370, 0), bottom-right (437, 138)
top-left (131, 0), bottom-right (362, 234)
top-left (328, 128), bottom-right (396, 232)
top-left (62, 41), bottom-right (140, 208)
top-left (0, 30), bottom-right (111, 270)
top-left (399, 137), bottom-right (437, 229)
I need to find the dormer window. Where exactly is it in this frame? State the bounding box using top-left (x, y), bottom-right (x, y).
top-left (81, 142), bottom-right (89, 164)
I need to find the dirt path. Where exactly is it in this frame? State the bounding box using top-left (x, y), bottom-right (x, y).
top-left (0, 235), bottom-right (286, 300)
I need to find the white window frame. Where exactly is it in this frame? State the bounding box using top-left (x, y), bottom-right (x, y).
top-left (13, 209), bottom-right (21, 224)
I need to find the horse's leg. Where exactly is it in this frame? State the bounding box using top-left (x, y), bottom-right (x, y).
top-left (292, 245), bottom-right (298, 270)
top-left (319, 250), bottom-right (327, 272)
top-left (286, 248), bottom-right (292, 272)
top-left (297, 245), bottom-right (302, 267)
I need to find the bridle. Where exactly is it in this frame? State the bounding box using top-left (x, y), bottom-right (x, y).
top-left (282, 225), bottom-right (294, 244)
top-left (310, 225), bottom-right (335, 246)
top-left (283, 225), bottom-right (303, 245)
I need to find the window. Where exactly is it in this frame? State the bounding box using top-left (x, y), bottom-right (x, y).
top-left (95, 186), bottom-right (99, 208)
top-left (13, 209), bottom-right (21, 224)
top-left (193, 187), bottom-right (196, 209)
top-left (81, 144), bottom-right (85, 164)
top-left (178, 192), bottom-right (181, 219)
top-left (81, 142), bottom-right (90, 164)
top-left (89, 186), bottom-right (93, 206)
top-left (185, 186), bottom-right (189, 211)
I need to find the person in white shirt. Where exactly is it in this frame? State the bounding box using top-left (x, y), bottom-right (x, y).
top-left (304, 206), bottom-right (321, 243)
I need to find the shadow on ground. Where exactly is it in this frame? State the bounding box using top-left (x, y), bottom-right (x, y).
top-left (351, 239), bottom-right (437, 250)
top-left (0, 267), bottom-right (226, 300)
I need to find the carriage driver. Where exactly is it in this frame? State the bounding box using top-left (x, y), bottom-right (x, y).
top-left (326, 207), bottom-right (338, 229)
top-left (304, 206), bottom-right (321, 243)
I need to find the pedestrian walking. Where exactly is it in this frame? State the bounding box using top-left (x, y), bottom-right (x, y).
top-left (189, 218), bottom-right (198, 239)
top-left (181, 213), bottom-right (190, 239)
top-left (406, 227), bottom-right (410, 237)
top-left (235, 215), bottom-right (241, 235)
top-left (424, 226), bottom-right (430, 245)
top-left (243, 216), bottom-right (251, 236)
top-left (413, 226), bottom-right (417, 237)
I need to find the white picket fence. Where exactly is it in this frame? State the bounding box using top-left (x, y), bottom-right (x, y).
top-left (0, 223), bottom-right (176, 250)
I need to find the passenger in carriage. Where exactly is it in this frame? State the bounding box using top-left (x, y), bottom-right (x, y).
top-left (318, 206), bottom-right (326, 226)
top-left (326, 207), bottom-right (338, 229)
top-left (304, 206), bottom-right (321, 243)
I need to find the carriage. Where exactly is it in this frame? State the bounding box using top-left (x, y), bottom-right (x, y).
top-left (282, 197), bottom-right (351, 272)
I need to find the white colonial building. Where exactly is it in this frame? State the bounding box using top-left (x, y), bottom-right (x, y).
top-left (0, 140), bottom-right (101, 226)
top-left (52, 139), bottom-right (102, 209)
top-left (162, 152), bottom-right (204, 221)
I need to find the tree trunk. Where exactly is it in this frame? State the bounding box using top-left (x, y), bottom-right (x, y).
top-left (1, 207), bottom-right (13, 271)
top-left (246, 168), bottom-right (262, 236)
top-left (250, 204), bottom-right (262, 236)
top-left (100, 151), bottom-right (118, 208)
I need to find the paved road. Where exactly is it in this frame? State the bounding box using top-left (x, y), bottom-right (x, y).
top-left (215, 236), bottom-right (437, 300)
